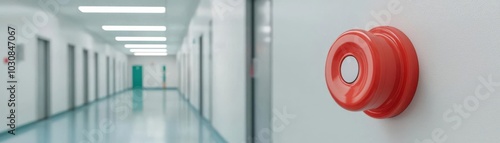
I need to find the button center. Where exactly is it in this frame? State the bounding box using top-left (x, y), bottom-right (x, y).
top-left (340, 56), bottom-right (359, 83)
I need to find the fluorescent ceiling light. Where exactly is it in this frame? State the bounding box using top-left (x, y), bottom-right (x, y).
top-left (134, 53), bottom-right (168, 56)
top-left (124, 44), bottom-right (167, 48)
top-left (130, 49), bottom-right (167, 53)
top-left (78, 6), bottom-right (165, 13)
top-left (115, 37), bottom-right (166, 41)
top-left (102, 26), bottom-right (166, 31)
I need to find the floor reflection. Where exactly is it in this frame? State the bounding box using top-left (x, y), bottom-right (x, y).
top-left (0, 89), bottom-right (226, 143)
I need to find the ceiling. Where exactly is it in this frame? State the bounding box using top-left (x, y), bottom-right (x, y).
top-left (58, 0), bottom-right (200, 55)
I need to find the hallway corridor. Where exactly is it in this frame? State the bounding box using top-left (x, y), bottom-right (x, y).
top-left (0, 90), bottom-right (226, 143)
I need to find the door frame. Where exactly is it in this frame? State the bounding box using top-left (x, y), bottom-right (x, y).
top-left (106, 56), bottom-right (110, 96)
top-left (37, 37), bottom-right (51, 119)
top-left (83, 49), bottom-right (89, 104)
top-left (249, 0), bottom-right (273, 142)
top-left (68, 44), bottom-right (76, 109)
top-left (95, 52), bottom-right (99, 100)
top-left (112, 58), bottom-right (116, 94)
top-left (199, 35), bottom-right (204, 116)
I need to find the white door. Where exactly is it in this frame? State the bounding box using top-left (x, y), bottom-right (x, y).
top-left (37, 38), bottom-right (50, 119)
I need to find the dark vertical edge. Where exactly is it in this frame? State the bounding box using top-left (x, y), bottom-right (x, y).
top-left (199, 36), bottom-right (204, 116)
top-left (247, 0), bottom-right (256, 142)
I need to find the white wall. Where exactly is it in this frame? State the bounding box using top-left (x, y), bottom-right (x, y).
top-left (177, 19), bottom-right (204, 112)
top-left (177, 0), bottom-right (250, 142)
top-left (0, 1), bottom-right (128, 133)
top-left (272, 0), bottom-right (500, 143)
top-left (128, 56), bottom-right (179, 88)
top-left (211, 0), bottom-right (250, 141)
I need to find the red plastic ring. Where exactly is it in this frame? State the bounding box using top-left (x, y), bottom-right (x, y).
top-left (325, 26), bottom-right (419, 119)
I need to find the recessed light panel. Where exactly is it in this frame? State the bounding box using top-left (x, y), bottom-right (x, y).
top-left (129, 49), bottom-right (167, 53)
top-left (134, 53), bottom-right (168, 56)
top-left (115, 37), bottom-right (166, 41)
top-left (102, 26), bottom-right (166, 31)
top-left (124, 44), bottom-right (167, 48)
top-left (78, 6), bottom-right (165, 13)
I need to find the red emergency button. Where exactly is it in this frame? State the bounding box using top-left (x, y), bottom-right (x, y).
top-left (325, 26), bottom-right (419, 119)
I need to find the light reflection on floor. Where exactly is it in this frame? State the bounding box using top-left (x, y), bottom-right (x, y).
top-left (0, 89), bottom-right (226, 143)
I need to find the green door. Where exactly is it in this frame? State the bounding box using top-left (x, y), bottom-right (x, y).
top-left (132, 65), bottom-right (143, 89)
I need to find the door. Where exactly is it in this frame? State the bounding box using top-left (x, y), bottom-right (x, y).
top-left (37, 38), bottom-right (50, 119)
top-left (68, 45), bottom-right (75, 109)
top-left (83, 50), bottom-right (89, 104)
top-left (113, 59), bottom-right (116, 93)
top-left (106, 56), bottom-right (110, 96)
top-left (163, 65), bottom-right (166, 88)
top-left (95, 53), bottom-right (99, 100)
top-left (204, 20), bottom-right (214, 121)
top-left (186, 55), bottom-right (191, 101)
top-left (124, 63), bottom-right (127, 89)
top-left (199, 35), bottom-right (204, 116)
top-left (132, 65), bottom-right (143, 89)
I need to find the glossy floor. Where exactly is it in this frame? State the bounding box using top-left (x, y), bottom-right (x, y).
top-left (0, 89), bottom-right (226, 143)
